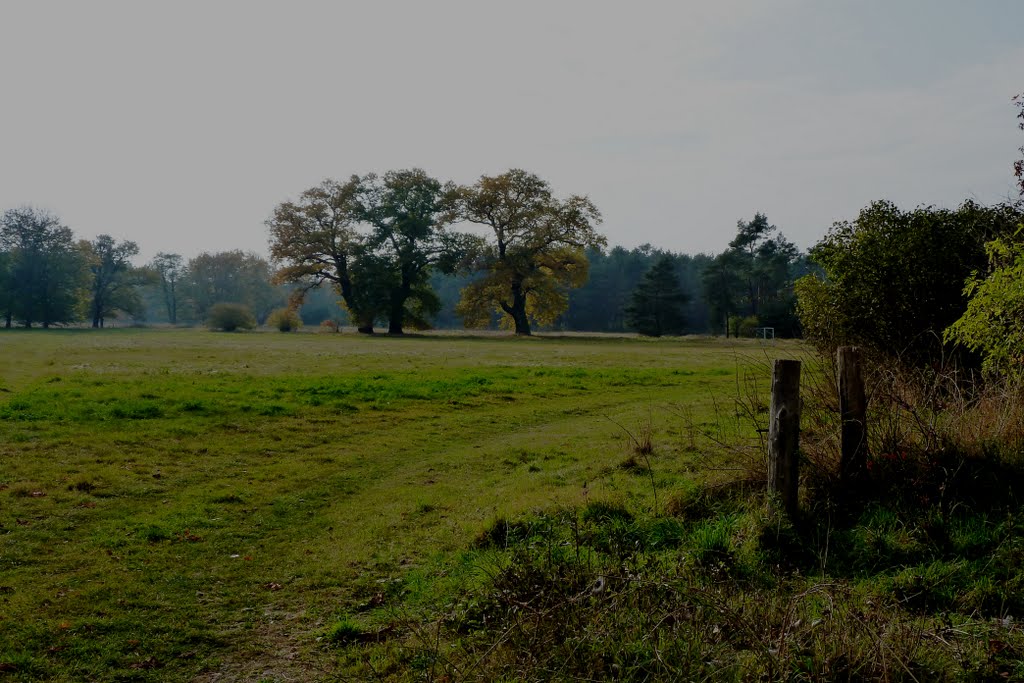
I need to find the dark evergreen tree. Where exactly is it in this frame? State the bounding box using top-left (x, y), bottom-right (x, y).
top-left (702, 213), bottom-right (803, 336)
top-left (625, 255), bottom-right (689, 336)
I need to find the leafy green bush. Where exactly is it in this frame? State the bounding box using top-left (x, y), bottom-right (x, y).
top-left (945, 230), bottom-right (1024, 377)
top-left (205, 303), bottom-right (256, 332)
top-left (266, 307), bottom-right (303, 332)
top-left (796, 200), bottom-right (1021, 365)
top-left (727, 315), bottom-right (759, 337)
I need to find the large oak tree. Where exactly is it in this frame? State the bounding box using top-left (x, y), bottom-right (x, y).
top-left (268, 171), bottom-right (472, 334)
top-left (451, 169), bottom-right (604, 335)
top-left (356, 169), bottom-right (470, 334)
top-left (266, 177), bottom-right (378, 332)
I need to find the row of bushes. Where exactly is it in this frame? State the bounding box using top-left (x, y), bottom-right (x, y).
top-left (205, 303), bottom-right (306, 332)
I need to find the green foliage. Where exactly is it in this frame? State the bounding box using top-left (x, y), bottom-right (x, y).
top-left (945, 230), bottom-right (1024, 376)
top-left (0, 207), bottom-right (89, 328)
top-left (82, 234), bottom-right (145, 328)
top-left (356, 169), bottom-right (475, 334)
top-left (205, 302), bottom-right (256, 331)
top-left (266, 307), bottom-right (303, 332)
top-left (728, 314), bottom-right (760, 338)
top-left (562, 246), bottom-right (713, 333)
top-left (797, 200), bottom-right (1022, 364)
top-left (147, 252), bottom-right (184, 324)
top-left (451, 169), bottom-right (605, 335)
top-left (625, 255), bottom-right (689, 336)
top-left (185, 251), bottom-right (283, 324)
top-left (268, 171), bottom-right (475, 334)
top-left (266, 177), bottom-right (375, 330)
top-left (702, 213), bottom-right (804, 336)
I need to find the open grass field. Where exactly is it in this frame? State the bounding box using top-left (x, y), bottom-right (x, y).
top-left (0, 329), bottom-right (789, 681)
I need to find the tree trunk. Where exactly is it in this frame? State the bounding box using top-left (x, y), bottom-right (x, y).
top-left (506, 281), bottom-right (531, 335)
top-left (336, 273), bottom-right (373, 334)
top-left (4, 312), bottom-right (10, 328)
top-left (387, 280), bottom-right (412, 335)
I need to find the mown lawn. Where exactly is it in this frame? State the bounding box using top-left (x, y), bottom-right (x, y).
top-left (0, 328), bottom-right (786, 681)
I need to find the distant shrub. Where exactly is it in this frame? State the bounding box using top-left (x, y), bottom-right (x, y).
top-left (267, 307), bottom-right (303, 332)
top-left (206, 303), bottom-right (256, 332)
top-left (728, 315), bottom-right (760, 337)
top-left (319, 319), bottom-right (341, 333)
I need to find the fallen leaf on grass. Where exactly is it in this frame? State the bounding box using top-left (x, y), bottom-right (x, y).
top-left (30, 491), bottom-right (46, 498)
top-left (0, 663), bottom-right (16, 672)
top-left (264, 582), bottom-right (283, 591)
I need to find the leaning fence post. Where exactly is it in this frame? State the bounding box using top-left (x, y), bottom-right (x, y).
top-left (768, 359), bottom-right (801, 516)
top-left (838, 346), bottom-right (867, 484)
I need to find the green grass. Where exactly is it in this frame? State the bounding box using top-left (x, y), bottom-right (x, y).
top-left (8, 329), bottom-right (1021, 681)
top-left (0, 328), bottom-right (787, 681)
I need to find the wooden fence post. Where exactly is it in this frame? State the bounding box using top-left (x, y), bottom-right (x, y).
top-left (768, 359), bottom-right (801, 516)
top-left (838, 346), bottom-right (867, 484)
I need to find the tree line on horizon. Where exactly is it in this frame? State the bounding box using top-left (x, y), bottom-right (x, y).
top-left (3, 99), bottom-right (1022, 361)
top-left (0, 168), bottom-right (810, 336)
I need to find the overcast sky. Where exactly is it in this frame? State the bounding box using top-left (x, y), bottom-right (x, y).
top-left (2, 1), bottom-right (1022, 263)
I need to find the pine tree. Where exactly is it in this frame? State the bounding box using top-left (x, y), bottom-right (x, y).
top-left (625, 255), bottom-right (689, 336)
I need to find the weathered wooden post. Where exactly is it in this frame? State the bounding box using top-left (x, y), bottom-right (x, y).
top-left (838, 346), bottom-right (867, 484)
top-left (768, 359), bottom-right (801, 516)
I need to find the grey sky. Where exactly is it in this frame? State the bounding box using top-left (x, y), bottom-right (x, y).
top-left (2, 1), bottom-right (1021, 263)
